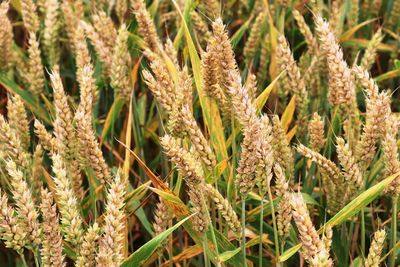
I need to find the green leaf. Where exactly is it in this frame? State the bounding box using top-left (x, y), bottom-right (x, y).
top-left (0, 74), bottom-right (52, 124)
top-left (121, 215), bottom-right (193, 266)
top-left (256, 71), bottom-right (284, 113)
top-left (100, 97), bottom-right (126, 143)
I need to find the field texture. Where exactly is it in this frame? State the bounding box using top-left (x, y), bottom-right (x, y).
top-left (0, 0), bottom-right (400, 266)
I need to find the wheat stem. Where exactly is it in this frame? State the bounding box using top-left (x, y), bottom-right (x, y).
top-left (241, 198), bottom-right (247, 267)
top-left (390, 197), bottom-right (398, 267)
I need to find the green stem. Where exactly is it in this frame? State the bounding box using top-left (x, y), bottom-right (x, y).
top-left (201, 192), bottom-right (221, 267)
top-left (203, 237), bottom-right (210, 267)
top-left (361, 208), bottom-right (365, 256)
top-left (390, 197), bottom-right (398, 267)
top-left (35, 250), bottom-right (40, 267)
top-left (259, 195), bottom-right (264, 267)
top-left (241, 197), bottom-right (247, 267)
top-left (17, 250), bottom-right (28, 267)
top-left (267, 185), bottom-right (280, 266)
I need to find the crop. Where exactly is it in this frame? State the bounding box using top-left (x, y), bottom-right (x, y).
top-left (0, 0), bottom-right (400, 266)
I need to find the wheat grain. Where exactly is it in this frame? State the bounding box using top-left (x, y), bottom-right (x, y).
top-left (27, 32), bottom-right (45, 97)
top-left (40, 188), bottom-right (66, 267)
top-left (131, 0), bottom-right (162, 52)
top-left (7, 94), bottom-right (30, 149)
top-left (365, 229), bottom-right (386, 267)
top-left (51, 154), bottom-right (84, 249)
top-left (20, 0), bottom-right (39, 33)
top-left (76, 223), bottom-right (100, 267)
top-left (97, 171), bottom-right (126, 267)
top-left (111, 24), bottom-right (132, 100)
top-left (6, 160), bottom-right (41, 246)
top-left (0, 191), bottom-right (27, 251)
top-left (308, 113), bottom-right (325, 151)
top-left (0, 1), bottom-right (13, 72)
top-left (203, 183), bottom-right (241, 236)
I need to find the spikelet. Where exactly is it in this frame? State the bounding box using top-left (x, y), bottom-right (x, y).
top-left (290, 193), bottom-right (323, 260)
top-left (244, 12), bottom-right (266, 60)
top-left (203, 183), bottom-right (241, 236)
top-left (40, 188), bottom-right (66, 267)
top-left (32, 144), bottom-right (44, 202)
top-left (115, 0), bottom-right (127, 22)
top-left (308, 113), bottom-right (325, 151)
top-left (153, 197), bottom-right (172, 238)
top-left (96, 172), bottom-right (126, 267)
top-left (201, 44), bottom-right (229, 114)
top-left (72, 27), bottom-right (91, 86)
top-left (235, 118), bottom-right (262, 197)
top-left (75, 110), bottom-right (111, 185)
top-left (352, 66), bottom-right (379, 100)
top-left (202, 0), bottom-right (220, 19)
top-left (336, 137), bottom-right (362, 188)
top-left (0, 1), bottom-right (13, 72)
top-left (387, 1), bottom-right (400, 30)
top-left (315, 16), bottom-right (356, 107)
top-left (0, 115), bottom-right (30, 169)
top-left (382, 115), bottom-right (400, 195)
top-left (92, 11), bottom-right (117, 50)
top-left (43, 0), bottom-right (60, 67)
top-left (290, 194), bottom-right (333, 266)
top-left (371, 0), bottom-right (382, 17)
top-left (131, 0), bottom-right (162, 52)
top-left (111, 24), bottom-right (132, 100)
top-left (7, 94), bottom-right (30, 149)
top-left (353, 67), bottom-right (391, 170)
top-left (51, 154), bottom-right (84, 249)
top-left (329, 0), bottom-right (342, 34)
top-left (142, 57), bottom-right (175, 112)
top-left (245, 72), bottom-right (257, 101)
top-left (51, 70), bottom-right (83, 197)
top-left (20, 0), bottom-right (39, 33)
top-left (276, 35), bottom-right (309, 133)
top-left (52, 70), bottom-right (75, 152)
top-left (297, 144), bottom-right (342, 187)
top-left (160, 135), bottom-right (204, 186)
top-left (227, 73), bottom-right (257, 128)
top-left (152, 182), bottom-right (174, 253)
top-left (77, 64), bottom-right (97, 116)
top-left (81, 21), bottom-right (113, 75)
top-left (255, 115), bottom-right (274, 194)
top-left (274, 164), bottom-right (292, 239)
top-left (187, 186), bottom-right (208, 234)
top-left (181, 105), bottom-right (216, 170)
top-left (257, 34), bottom-right (270, 81)
top-left (6, 160), bottom-right (41, 246)
top-left (191, 11), bottom-right (211, 44)
top-left (27, 32), bottom-right (45, 97)
top-left (76, 223), bottom-right (100, 267)
top-left (292, 10), bottom-right (318, 55)
top-left (0, 191), bottom-right (27, 251)
top-left (34, 119), bottom-right (57, 153)
top-left (360, 28), bottom-right (383, 70)
top-left (271, 115), bottom-right (294, 174)
top-left (365, 229), bottom-right (386, 267)
top-left (61, 1), bottom-right (81, 51)
top-left (212, 18), bottom-right (239, 88)
top-left (348, 0), bottom-right (359, 28)
top-left (164, 38), bottom-right (179, 67)
top-left (322, 225), bottom-right (333, 252)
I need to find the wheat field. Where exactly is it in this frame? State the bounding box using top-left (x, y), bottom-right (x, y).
top-left (0, 0), bottom-right (399, 266)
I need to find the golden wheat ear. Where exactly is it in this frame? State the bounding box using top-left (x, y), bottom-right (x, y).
top-left (40, 188), bottom-right (66, 267)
